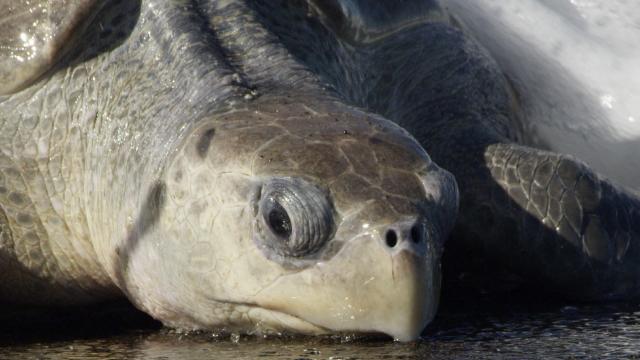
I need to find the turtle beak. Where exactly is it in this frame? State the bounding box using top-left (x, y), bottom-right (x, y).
top-left (254, 218), bottom-right (441, 341)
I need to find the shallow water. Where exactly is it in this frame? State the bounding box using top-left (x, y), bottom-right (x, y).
top-left (2, 292), bottom-right (640, 360)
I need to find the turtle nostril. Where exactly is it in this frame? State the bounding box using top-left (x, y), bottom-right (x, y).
top-left (410, 224), bottom-right (422, 244)
top-left (385, 229), bottom-right (398, 248)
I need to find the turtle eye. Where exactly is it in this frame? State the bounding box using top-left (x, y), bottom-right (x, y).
top-left (255, 178), bottom-right (335, 260)
top-left (265, 200), bottom-right (292, 239)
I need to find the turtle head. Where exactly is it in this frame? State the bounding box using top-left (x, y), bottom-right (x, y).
top-left (138, 99), bottom-right (458, 341)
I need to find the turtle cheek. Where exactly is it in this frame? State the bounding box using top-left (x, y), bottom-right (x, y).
top-left (419, 164), bottom-right (460, 242)
top-left (252, 230), bottom-right (441, 341)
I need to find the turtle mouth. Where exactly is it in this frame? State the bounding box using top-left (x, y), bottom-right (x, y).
top-left (240, 304), bottom-right (391, 340)
top-left (242, 303), bottom-right (331, 335)
top-left (198, 301), bottom-right (391, 339)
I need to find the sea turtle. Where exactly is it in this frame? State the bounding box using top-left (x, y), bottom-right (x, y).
top-left (0, 0), bottom-right (638, 342)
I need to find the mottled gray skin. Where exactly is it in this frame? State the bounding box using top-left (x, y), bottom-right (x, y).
top-left (0, 0), bottom-right (639, 341)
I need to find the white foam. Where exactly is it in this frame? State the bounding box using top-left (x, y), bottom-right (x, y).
top-left (442, 0), bottom-right (640, 189)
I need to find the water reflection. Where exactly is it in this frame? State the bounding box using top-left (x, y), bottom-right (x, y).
top-left (2, 295), bottom-right (640, 359)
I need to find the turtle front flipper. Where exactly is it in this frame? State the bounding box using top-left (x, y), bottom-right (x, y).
top-left (0, 0), bottom-right (104, 95)
top-left (452, 141), bottom-right (640, 300)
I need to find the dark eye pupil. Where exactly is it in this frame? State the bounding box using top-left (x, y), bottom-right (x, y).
top-left (268, 202), bottom-right (292, 238)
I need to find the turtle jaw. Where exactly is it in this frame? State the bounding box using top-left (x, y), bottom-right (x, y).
top-left (252, 230), bottom-right (442, 342)
top-left (384, 249), bottom-right (441, 341)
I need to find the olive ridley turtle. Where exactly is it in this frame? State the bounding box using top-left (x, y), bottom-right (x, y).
top-left (0, 0), bottom-right (638, 341)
